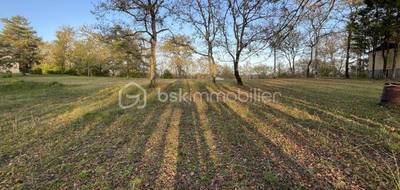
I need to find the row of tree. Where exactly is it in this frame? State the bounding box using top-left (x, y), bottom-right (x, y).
top-left (351, 0), bottom-right (400, 79)
top-left (0, 16), bottom-right (148, 77)
top-left (93, 0), bottom-right (376, 86)
top-left (93, 0), bottom-right (317, 86)
top-left (1, 0), bottom-right (399, 85)
top-left (0, 16), bottom-right (41, 75)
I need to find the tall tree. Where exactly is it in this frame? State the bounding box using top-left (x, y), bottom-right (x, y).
top-left (354, 0), bottom-right (400, 79)
top-left (95, 0), bottom-right (169, 87)
top-left (345, 16), bottom-right (354, 78)
top-left (221, 0), bottom-right (267, 85)
top-left (388, 2), bottom-right (400, 79)
top-left (171, 0), bottom-right (221, 83)
top-left (70, 27), bottom-right (111, 76)
top-left (269, 35), bottom-right (283, 77)
top-left (99, 25), bottom-right (146, 77)
top-left (0, 16), bottom-right (41, 75)
top-left (53, 26), bottom-right (75, 74)
top-left (352, 2), bottom-right (382, 79)
top-left (321, 33), bottom-right (342, 77)
top-left (221, 0), bottom-right (307, 85)
top-left (304, 0), bottom-right (336, 78)
top-left (0, 31), bottom-right (13, 70)
top-left (279, 29), bottom-right (302, 75)
top-left (342, 0), bottom-right (362, 78)
top-left (160, 35), bottom-right (194, 77)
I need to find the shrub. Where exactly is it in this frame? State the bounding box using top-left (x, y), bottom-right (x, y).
top-left (47, 70), bottom-right (61, 74)
top-left (129, 72), bottom-right (147, 78)
top-left (64, 69), bottom-right (77, 76)
top-left (162, 69), bottom-right (174, 79)
top-left (30, 67), bottom-right (43, 75)
top-left (35, 63), bottom-right (60, 74)
top-left (1, 71), bottom-right (13, 78)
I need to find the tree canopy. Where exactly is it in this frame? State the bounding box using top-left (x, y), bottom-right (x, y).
top-left (0, 16), bottom-right (42, 75)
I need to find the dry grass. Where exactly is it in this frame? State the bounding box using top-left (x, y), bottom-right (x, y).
top-left (0, 76), bottom-right (399, 189)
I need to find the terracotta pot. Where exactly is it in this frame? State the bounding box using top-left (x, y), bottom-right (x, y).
top-left (381, 82), bottom-right (400, 105)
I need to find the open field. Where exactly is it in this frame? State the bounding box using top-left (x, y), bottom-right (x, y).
top-left (0, 76), bottom-right (399, 189)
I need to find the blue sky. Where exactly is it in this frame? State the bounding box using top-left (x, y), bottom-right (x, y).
top-left (0, 0), bottom-right (273, 66)
top-left (0, 0), bottom-right (97, 42)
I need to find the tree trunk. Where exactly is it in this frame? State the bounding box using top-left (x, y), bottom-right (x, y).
top-left (330, 53), bottom-right (335, 77)
top-left (372, 51), bottom-right (376, 79)
top-left (126, 62), bottom-right (130, 78)
top-left (288, 59), bottom-right (293, 75)
top-left (307, 47), bottom-right (313, 78)
top-left (382, 42), bottom-right (388, 79)
top-left (273, 48), bottom-right (277, 77)
top-left (233, 59), bottom-right (243, 85)
top-left (357, 53), bottom-right (361, 77)
top-left (345, 28), bottom-right (352, 79)
top-left (392, 44), bottom-right (398, 79)
top-left (292, 56), bottom-right (295, 75)
top-left (61, 60), bottom-right (65, 74)
top-left (149, 13), bottom-right (157, 88)
top-left (208, 46), bottom-right (216, 83)
top-left (314, 35), bottom-right (320, 77)
top-left (149, 38), bottom-right (157, 87)
top-left (87, 63), bottom-right (90, 77)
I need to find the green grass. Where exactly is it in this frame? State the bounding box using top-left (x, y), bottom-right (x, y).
top-left (0, 76), bottom-right (399, 189)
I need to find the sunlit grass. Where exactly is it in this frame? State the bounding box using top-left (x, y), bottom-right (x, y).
top-left (0, 76), bottom-right (399, 189)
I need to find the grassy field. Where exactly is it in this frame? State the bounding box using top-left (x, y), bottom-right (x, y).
top-left (0, 76), bottom-right (399, 189)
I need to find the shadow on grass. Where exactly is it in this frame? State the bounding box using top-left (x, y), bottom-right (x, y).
top-left (217, 82), bottom-right (399, 189)
top-left (0, 81), bottom-right (177, 189)
top-left (175, 81), bottom-right (314, 189)
top-left (174, 81), bottom-right (216, 189)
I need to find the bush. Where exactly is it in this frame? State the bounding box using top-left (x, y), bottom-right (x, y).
top-left (91, 67), bottom-right (109, 76)
top-left (30, 67), bottom-right (43, 75)
top-left (277, 72), bottom-right (291, 78)
top-left (35, 63), bottom-right (60, 74)
top-left (47, 70), bottom-right (61, 74)
top-left (129, 72), bottom-right (147, 78)
top-left (162, 69), bottom-right (174, 79)
top-left (64, 69), bottom-right (77, 75)
top-left (1, 71), bottom-right (12, 78)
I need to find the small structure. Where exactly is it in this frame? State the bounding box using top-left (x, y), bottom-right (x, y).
top-left (0, 63), bottom-right (20, 74)
top-left (381, 83), bottom-right (400, 105)
top-left (368, 44), bottom-right (400, 79)
top-left (215, 77), bottom-right (224, 81)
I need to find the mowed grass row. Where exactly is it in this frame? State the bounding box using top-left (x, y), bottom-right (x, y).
top-left (0, 76), bottom-right (399, 189)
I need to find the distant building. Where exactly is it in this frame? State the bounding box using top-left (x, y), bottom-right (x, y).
top-left (0, 63), bottom-right (20, 73)
top-left (368, 44), bottom-right (400, 79)
top-left (0, 55), bottom-right (20, 74)
top-left (215, 77), bottom-right (224, 81)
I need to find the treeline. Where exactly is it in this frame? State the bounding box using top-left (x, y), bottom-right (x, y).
top-left (351, 0), bottom-right (400, 79)
top-left (1, 0), bottom-right (400, 86)
top-left (0, 16), bottom-right (147, 77)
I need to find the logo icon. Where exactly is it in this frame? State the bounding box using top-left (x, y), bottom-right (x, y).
top-left (119, 81), bottom-right (147, 109)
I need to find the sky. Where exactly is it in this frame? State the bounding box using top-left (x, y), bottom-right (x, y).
top-left (0, 0), bottom-right (273, 66)
top-left (0, 0), bottom-right (97, 42)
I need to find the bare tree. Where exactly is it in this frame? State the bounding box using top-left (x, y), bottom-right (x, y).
top-left (321, 33), bottom-right (341, 77)
top-left (221, 0), bottom-right (268, 85)
top-left (171, 0), bottom-right (221, 83)
top-left (303, 0), bottom-right (336, 77)
top-left (95, 0), bottom-right (169, 87)
top-left (341, 0), bottom-right (362, 79)
top-left (221, 0), bottom-right (309, 85)
top-left (279, 30), bottom-right (302, 75)
top-left (269, 36), bottom-right (283, 77)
